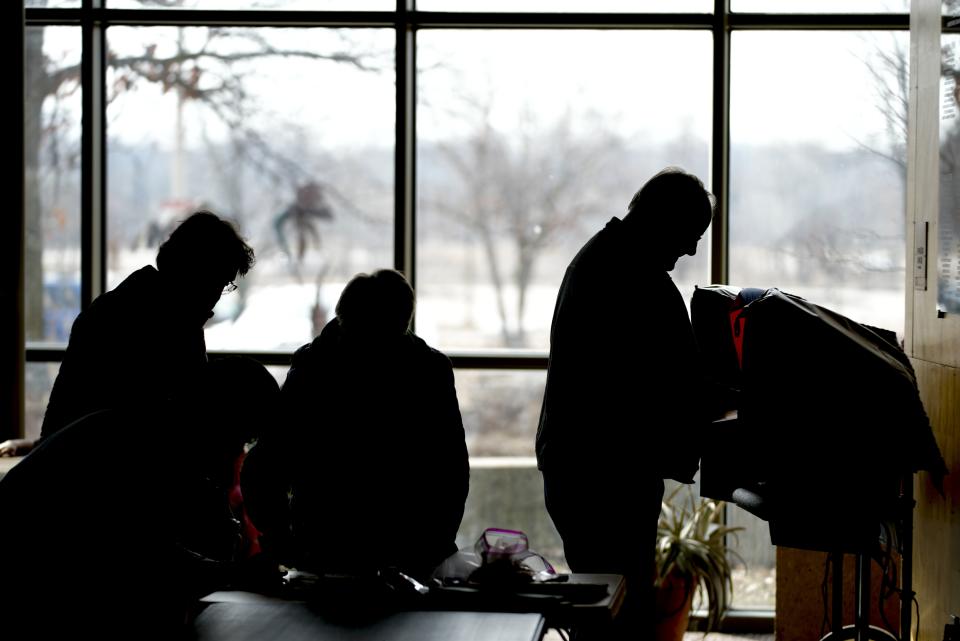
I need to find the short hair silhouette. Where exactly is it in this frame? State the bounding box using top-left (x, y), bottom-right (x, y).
top-left (335, 269), bottom-right (414, 336)
top-left (627, 166), bottom-right (715, 230)
top-left (156, 210), bottom-right (255, 279)
top-left (195, 356), bottom-right (280, 447)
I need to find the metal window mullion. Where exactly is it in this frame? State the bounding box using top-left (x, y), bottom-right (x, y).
top-left (411, 11), bottom-right (713, 29)
top-left (138, 349), bottom-right (549, 370)
top-left (4, 3), bottom-right (26, 441)
top-left (25, 8), bottom-right (910, 30)
top-left (28, 8), bottom-right (397, 28)
top-left (80, 1), bottom-right (106, 309)
top-left (711, 0), bottom-right (733, 555)
top-left (712, 0), bottom-right (730, 286)
top-left (728, 12), bottom-right (907, 30)
top-left (396, 0), bottom-right (417, 322)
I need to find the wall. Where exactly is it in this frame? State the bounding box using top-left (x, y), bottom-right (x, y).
top-left (906, 0), bottom-right (960, 637)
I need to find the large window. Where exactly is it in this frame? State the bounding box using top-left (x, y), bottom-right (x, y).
top-left (25, 25), bottom-right (81, 347)
top-left (416, 29), bottom-right (712, 351)
top-left (729, 30), bottom-right (908, 336)
top-left (22, 1), bottom-right (913, 617)
top-left (105, 26), bottom-right (395, 351)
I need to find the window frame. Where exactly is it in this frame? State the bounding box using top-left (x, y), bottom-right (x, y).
top-left (21, 2), bottom-right (911, 370)
top-left (19, 0), bottom-right (918, 621)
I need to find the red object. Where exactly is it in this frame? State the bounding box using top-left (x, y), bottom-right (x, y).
top-left (729, 305), bottom-right (748, 370)
top-left (231, 451), bottom-right (262, 558)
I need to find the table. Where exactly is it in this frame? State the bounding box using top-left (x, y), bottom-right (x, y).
top-left (427, 573), bottom-right (625, 632)
top-left (198, 573), bottom-right (623, 640)
top-left (193, 601), bottom-right (546, 641)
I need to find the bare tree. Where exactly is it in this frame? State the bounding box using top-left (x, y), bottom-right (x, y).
top-left (426, 94), bottom-right (621, 347)
top-left (762, 32), bottom-right (913, 291)
top-left (862, 32), bottom-right (910, 182)
top-left (25, 8), bottom-right (380, 339)
top-left (25, 24), bottom-right (75, 341)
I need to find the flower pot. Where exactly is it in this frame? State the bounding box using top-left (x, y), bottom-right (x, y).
top-left (655, 572), bottom-right (695, 641)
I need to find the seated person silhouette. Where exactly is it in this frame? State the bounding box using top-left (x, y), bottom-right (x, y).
top-left (0, 356), bottom-right (280, 640)
top-left (0, 210), bottom-right (255, 457)
top-left (242, 269), bottom-right (469, 579)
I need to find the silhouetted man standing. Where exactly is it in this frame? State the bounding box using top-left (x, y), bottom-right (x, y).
top-left (40, 210), bottom-right (255, 440)
top-left (536, 167), bottom-right (714, 639)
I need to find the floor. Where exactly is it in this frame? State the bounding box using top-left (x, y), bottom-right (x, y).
top-left (543, 631), bottom-right (774, 641)
top-left (681, 635), bottom-right (774, 641)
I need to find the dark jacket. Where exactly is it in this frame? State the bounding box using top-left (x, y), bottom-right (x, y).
top-left (243, 320), bottom-right (469, 576)
top-left (0, 409), bottom-right (239, 639)
top-left (536, 217), bottom-right (706, 481)
top-left (41, 266), bottom-right (207, 439)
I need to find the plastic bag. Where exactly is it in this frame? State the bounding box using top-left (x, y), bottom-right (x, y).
top-left (433, 528), bottom-right (558, 586)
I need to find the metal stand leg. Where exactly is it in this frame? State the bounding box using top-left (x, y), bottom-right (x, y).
top-left (834, 552), bottom-right (845, 638)
top-left (819, 550), bottom-right (901, 641)
top-left (856, 552), bottom-right (871, 641)
top-left (812, 473), bottom-right (915, 641)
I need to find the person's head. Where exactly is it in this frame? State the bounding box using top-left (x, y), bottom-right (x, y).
top-left (335, 269), bottom-right (414, 338)
top-left (624, 167), bottom-right (715, 271)
top-left (156, 211), bottom-right (255, 324)
top-left (183, 356), bottom-right (280, 481)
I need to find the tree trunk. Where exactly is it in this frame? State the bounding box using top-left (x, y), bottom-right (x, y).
top-left (24, 25), bottom-right (45, 341)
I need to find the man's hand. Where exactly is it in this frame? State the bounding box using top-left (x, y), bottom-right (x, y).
top-left (0, 439), bottom-right (34, 457)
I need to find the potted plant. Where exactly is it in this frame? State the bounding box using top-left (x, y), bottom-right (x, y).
top-left (654, 486), bottom-right (744, 641)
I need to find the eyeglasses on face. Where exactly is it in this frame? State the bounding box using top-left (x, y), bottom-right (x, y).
top-left (222, 281), bottom-right (239, 294)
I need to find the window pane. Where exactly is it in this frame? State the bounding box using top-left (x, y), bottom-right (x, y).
top-left (453, 369), bottom-right (566, 569)
top-left (730, 31), bottom-right (908, 337)
top-left (106, 26), bottom-right (395, 352)
top-left (732, 0), bottom-right (907, 12)
top-left (417, 30), bottom-right (713, 351)
top-left (457, 369), bottom-right (544, 458)
top-left (727, 504), bottom-right (776, 608)
top-left (107, 0), bottom-right (392, 9)
top-left (25, 0), bottom-right (80, 7)
top-left (25, 362), bottom-right (61, 442)
top-left (264, 365), bottom-right (289, 389)
top-left (25, 26), bottom-right (82, 346)
top-left (663, 478), bottom-right (775, 610)
top-left (417, 0), bottom-right (711, 12)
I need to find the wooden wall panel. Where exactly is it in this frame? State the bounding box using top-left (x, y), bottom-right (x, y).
top-left (911, 359), bottom-right (960, 641)
top-left (909, 0), bottom-right (960, 367)
top-left (908, 1), bottom-right (960, 639)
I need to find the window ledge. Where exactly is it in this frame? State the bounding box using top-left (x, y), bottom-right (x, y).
top-left (689, 609), bottom-right (775, 633)
top-left (0, 455), bottom-right (23, 481)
